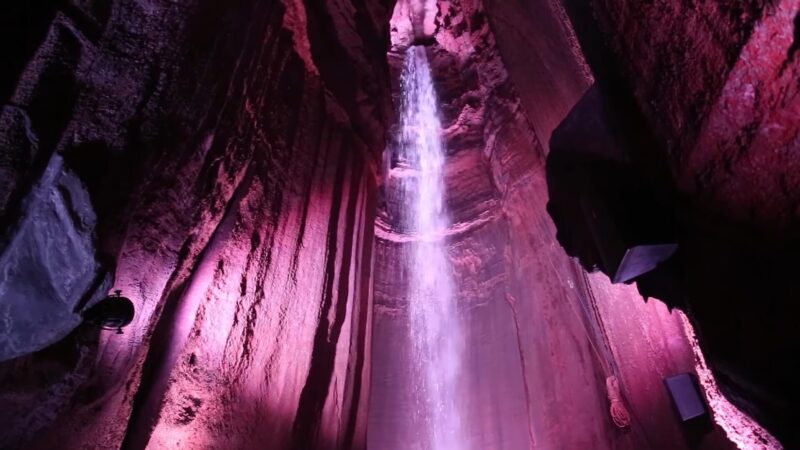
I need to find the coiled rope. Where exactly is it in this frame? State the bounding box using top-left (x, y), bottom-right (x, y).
top-left (581, 269), bottom-right (632, 429)
top-left (540, 253), bottom-right (633, 430)
top-left (606, 375), bottom-right (632, 428)
top-left (575, 266), bottom-right (632, 429)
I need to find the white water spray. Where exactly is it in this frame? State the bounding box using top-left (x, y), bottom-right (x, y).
top-left (399, 46), bottom-right (467, 450)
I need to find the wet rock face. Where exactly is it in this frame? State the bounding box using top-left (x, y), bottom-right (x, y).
top-left (483, 0), bottom-right (593, 147)
top-left (0, 0), bottom-right (392, 449)
top-left (553, 0), bottom-right (800, 445)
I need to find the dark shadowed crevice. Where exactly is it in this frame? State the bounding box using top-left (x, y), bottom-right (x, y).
top-left (0, 2), bottom-right (58, 103)
top-left (292, 145), bottom-right (362, 449)
top-left (503, 294), bottom-right (537, 448)
top-left (341, 176), bottom-right (375, 450)
top-left (118, 279), bottom-right (188, 450)
top-left (788, 11), bottom-right (800, 58)
top-left (0, 19), bottom-right (82, 239)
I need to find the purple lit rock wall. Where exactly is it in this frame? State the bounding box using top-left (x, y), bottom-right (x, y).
top-left (0, 1), bottom-right (393, 449)
top-left (560, 0), bottom-right (800, 443)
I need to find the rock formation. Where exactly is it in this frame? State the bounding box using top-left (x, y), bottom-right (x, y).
top-left (0, 1), bottom-right (391, 448)
top-left (0, 0), bottom-right (794, 449)
top-left (371, 1), bottom-right (771, 449)
top-left (550, 1), bottom-right (800, 445)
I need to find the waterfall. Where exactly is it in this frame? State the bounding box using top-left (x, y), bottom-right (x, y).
top-left (398, 46), bottom-right (467, 450)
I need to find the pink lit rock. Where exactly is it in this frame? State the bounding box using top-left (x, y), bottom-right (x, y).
top-left (0, 1), bottom-right (391, 449)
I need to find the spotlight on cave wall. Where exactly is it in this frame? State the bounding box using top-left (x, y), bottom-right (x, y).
top-left (82, 290), bottom-right (135, 334)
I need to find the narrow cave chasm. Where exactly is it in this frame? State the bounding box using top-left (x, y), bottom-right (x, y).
top-left (0, 0), bottom-right (794, 449)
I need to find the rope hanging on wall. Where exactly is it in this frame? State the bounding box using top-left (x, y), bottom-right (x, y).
top-left (542, 255), bottom-right (633, 430)
top-left (576, 267), bottom-right (632, 429)
top-left (606, 375), bottom-right (632, 428)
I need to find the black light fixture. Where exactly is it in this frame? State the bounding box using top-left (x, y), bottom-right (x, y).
top-left (82, 290), bottom-right (135, 334)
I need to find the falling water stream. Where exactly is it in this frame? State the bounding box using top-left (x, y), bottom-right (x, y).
top-left (399, 46), bottom-right (467, 450)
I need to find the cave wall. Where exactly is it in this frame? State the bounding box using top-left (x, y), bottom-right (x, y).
top-left (0, 1), bottom-right (394, 449)
top-left (369, 1), bottom-right (744, 449)
top-left (483, 0), bottom-right (593, 147)
top-left (567, 0), bottom-right (799, 231)
top-left (567, 0), bottom-right (767, 162)
top-left (0, 0), bottom-right (792, 448)
top-left (554, 0), bottom-right (800, 444)
top-left (671, 1), bottom-right (799, 229)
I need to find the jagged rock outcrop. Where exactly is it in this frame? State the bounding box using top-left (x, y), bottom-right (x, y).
top-left (0, 1), bottom-right (393, 449)
top-left (483, 0), bottom-right (593, 146)
top-left (0, 154), bottom-right (110, 361)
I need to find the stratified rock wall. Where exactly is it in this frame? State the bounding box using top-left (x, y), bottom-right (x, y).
top-left (578, 0), bottom-right (798, 231)
top-left (0, 1), bottom-right (393, 449)
top-left (680, 0), bottom-right (800, 229)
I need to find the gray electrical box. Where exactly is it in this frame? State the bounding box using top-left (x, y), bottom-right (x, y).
top-left (664, 373), bottom-right (707, 422)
